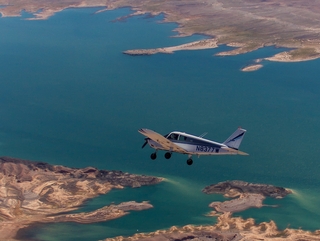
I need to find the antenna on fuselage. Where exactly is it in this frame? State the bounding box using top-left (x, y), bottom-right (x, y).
top-left (199, 132), bottom-right (208, 138)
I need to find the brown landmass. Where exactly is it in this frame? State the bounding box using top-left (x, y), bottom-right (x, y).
top-left (203, 180), bottom-right (292, 214)
top-left (105, 181), bottom-right (320, 241)
top-left (1, 157), bottom-right (318, 241)
top-left (104, 213), bottom-right (320, 241)
top-left (1, 0), bottom-right (320, 69)
top-left (241, 64), bottom-right (263, 72)
top-left (123, 39), bottom-right (218, 55)
top-left (208, 193), bottom-right (265, 214)
top-left (202, 180), bottom-right (292, 198)
top-left (0, 157), bottom-right (162, 241)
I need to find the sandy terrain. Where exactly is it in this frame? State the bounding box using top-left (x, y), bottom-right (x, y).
top-left (0, 157), bottom-right (162, 241)
top-left (42, 201), bottom-right (153, 224)
top-left (1, 158), bottom-right (317, 241)
top-left (105, 181), bottom-right (320, 241)
top-left (241, 64), bottom-right (263, 72)
top-left (1, 0), bottom-right (320, 69)
top-left (123, 39), bottom-right (218, 55)
top-left (265, 50), bottom-right (320, 62)
top-left (209, 193), bottom-right (265, 213)
top-left (202, 180), bottom-right (292, 198)
top-left (204, 180), bottom-right (290, 214)
top-left (104, 212), bottom-right (320, 241)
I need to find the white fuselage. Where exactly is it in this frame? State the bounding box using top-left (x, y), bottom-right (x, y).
top-left (148, 131), bottom-right (236, 155)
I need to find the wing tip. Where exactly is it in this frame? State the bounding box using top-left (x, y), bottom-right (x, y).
top-left (238, 151), bottom-right (249, 155)
top-left (138, 128), bottom-right (147, 134)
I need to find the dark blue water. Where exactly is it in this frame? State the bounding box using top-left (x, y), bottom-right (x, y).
top-left (1, 7), bottom-right (320, 241)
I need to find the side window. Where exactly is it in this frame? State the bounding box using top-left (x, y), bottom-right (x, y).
top-left (168, 133), bottom-right (178, 140)
top-left (182, 136), bottom-right (194, 142)
top-left (183, 136), bottom-right (188, 142)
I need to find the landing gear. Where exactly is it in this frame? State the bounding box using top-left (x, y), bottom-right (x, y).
top-left (164, 152), bottom-right (172, 159)
top-left (187, 158), bottom-right (193, 165)
top-left (150, 152), bottom-right (157, 160)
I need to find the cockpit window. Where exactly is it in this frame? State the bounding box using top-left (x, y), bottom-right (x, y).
top-left (168, 133), bottom-right (179, 140)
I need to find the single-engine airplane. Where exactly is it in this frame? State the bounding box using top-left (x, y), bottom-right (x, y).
top-left (139, 128), bottom-right (248, 165)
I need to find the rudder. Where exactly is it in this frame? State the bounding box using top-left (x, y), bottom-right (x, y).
top-left (223, 128), bottom-right (246, 150)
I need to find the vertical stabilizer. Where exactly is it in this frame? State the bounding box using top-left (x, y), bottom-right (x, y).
top-left (223, 128), bottom-right (246, 150)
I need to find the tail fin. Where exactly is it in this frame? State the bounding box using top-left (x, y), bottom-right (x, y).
top-left (223, 128), bottom-right (246, 150)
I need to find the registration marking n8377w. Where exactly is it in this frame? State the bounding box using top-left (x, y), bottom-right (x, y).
top-left (196, 145), bottom-right (215, 152)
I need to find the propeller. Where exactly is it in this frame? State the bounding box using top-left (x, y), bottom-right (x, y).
top-left (142, 138), bottom-right (149, 148)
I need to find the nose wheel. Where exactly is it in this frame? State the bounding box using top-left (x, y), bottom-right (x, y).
top-left (187, 158), bottom-right (193, 165)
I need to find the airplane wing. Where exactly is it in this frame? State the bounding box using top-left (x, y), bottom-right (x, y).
top-left (222, 147), bottom-right (249, 156)
top-left (236, 150), bottom-right (249, 155)
top-left (138, 129), bottom-right (188, 154)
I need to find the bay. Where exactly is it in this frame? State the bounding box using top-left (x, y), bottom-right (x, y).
top-left (1, 7), bottom-right (320, 240)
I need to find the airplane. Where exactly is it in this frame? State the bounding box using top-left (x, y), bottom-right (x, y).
top-left (138, 127), bottom-right (248, 165)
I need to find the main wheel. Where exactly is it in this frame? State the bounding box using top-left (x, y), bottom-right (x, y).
top-left (150, 153), bottom-right (157, 160)
top-left (164, 152), bottom-right (172, 159)
top-left (187, 158), bottom-right (193, 165)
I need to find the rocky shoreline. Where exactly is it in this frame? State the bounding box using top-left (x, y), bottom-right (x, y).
top-left (241, 64), bottom-right (263, 72)
top-left (202, 180), bottom-right (292, 198)
top-left (104, 181), bottom-right (320, 241)
top-left (1, 0), bottom-right (320, 70)
top-left (203, 180), bottom-right (292, 215)
top-left (104, 212), bottom-right (320, 241)
top-left (123, 39), bottom-right (218, 56)
top-left (41, 201), bottom-right (153, 224)
top-left (0, 157), bottom-right (163, 241)
top-left (1, 158), bottom-right (318, 241)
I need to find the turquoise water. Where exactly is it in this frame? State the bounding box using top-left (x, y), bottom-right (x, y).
top-left (1, 7), bottom-right (320, 241)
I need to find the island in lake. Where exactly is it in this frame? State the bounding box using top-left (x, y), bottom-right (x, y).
top-left (1, 157), bottom-right (319, 240)
top-left (203, 180), bottom-right (292, 214)
top-left (0, 157), bottom-right (162, 241)
top-left (1, 0), bottom-right (320, 70)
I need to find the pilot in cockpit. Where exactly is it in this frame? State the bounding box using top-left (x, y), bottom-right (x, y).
top-left (168, 133), bottom-right (178, 140)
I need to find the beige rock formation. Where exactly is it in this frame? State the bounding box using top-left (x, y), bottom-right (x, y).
top-left (0, 157), bottom-right (162, 241)
top-left (1, 0), bottom-right (320, 68)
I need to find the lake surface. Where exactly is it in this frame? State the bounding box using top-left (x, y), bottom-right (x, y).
top-left (1, 7), bottom-right (320, 241)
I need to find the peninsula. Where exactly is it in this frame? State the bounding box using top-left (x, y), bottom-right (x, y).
top-left (104, 213), bottom-right (320, 241)
top-left (202, 180), bottom-right (292, 214)
top-left (2, 0), bottom-right (320, 69)
top-left (123, 39), bottom-right (218, 55)
top-left (105, 181), bottom-right (320, 241)
top-left (0, 157), bottom-right (162, 241)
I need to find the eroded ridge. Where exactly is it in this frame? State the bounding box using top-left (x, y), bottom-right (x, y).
top-left (0, 156), bottom-right (162, 241)
top-left (123, 39), bottom-right (218, 55)
top-left (104, 181), bottom-right (320, 241)
top-left (104, 212), bottom-right (320, 241)
top-left (203, 180), bottom-right (292, 214)
top-left (202, 180), bottom-right (292, 198)
top-left (1, 0), bottom-right (320, 68)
